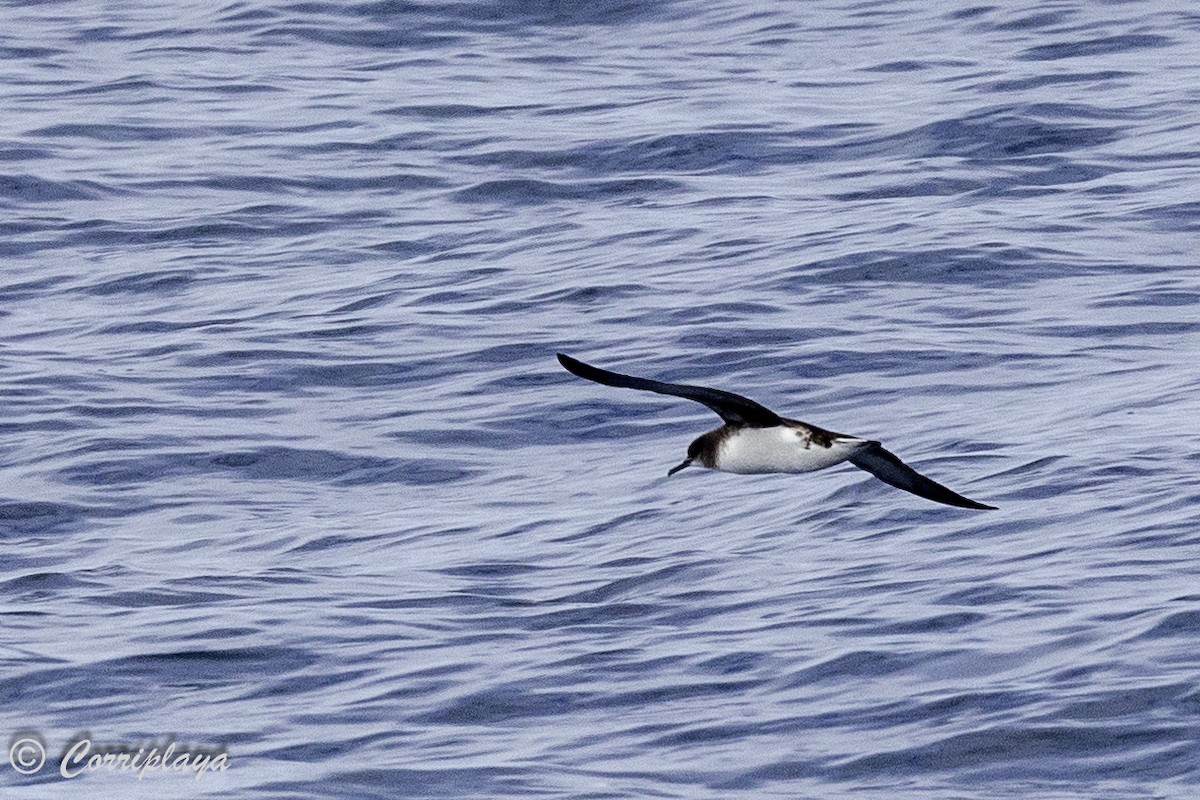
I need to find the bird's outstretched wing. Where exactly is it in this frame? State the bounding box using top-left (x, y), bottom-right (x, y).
top-left (557, 353), bottom-right (782, 427)
top-left (848, 442), bottom-right (995, 510)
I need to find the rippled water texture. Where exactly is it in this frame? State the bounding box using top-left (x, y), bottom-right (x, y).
top-left (2, 1), bottom-right (1199, 797)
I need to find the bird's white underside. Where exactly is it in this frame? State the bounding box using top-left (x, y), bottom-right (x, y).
top-left (714, 426), bottom-right (867, 474)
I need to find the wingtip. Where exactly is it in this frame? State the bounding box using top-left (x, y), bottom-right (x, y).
top-left (849, 445), bottom-right (998, 511)
top-left (934, 496), bottom-right (997, 511)
top-left (932, 496), bottom-right (996, 511)
top-left (938, 494), bottom-right (996, 511)
top-left (962, 495), bottom-right (997, 511)
top-left (556, 352), bottom-right (583, 374)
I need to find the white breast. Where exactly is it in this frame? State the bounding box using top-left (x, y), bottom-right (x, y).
top-left (715, 426), bottom-right (864, 474)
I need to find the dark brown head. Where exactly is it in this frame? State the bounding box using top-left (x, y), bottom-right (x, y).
top-left (666, 428), bottom-right (726, 476)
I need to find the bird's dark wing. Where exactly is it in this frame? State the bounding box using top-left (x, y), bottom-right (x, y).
top-left (557, 353), bottom-right (782, 427)
top-left (848, 442), bottom-right (995, 510)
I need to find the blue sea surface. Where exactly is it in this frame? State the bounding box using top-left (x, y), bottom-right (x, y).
top-left (1, 0), bottom-right (1199, 797)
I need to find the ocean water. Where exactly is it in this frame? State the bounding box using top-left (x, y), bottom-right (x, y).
top-left (2, 0), bottom-right (1199, 797)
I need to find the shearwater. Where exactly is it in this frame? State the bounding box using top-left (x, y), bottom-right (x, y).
top-left (558, 353), bottom-right (995, 510)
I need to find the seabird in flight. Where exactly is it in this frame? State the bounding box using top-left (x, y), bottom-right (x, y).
top-left (558, 353), bottom-right (995, 510)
